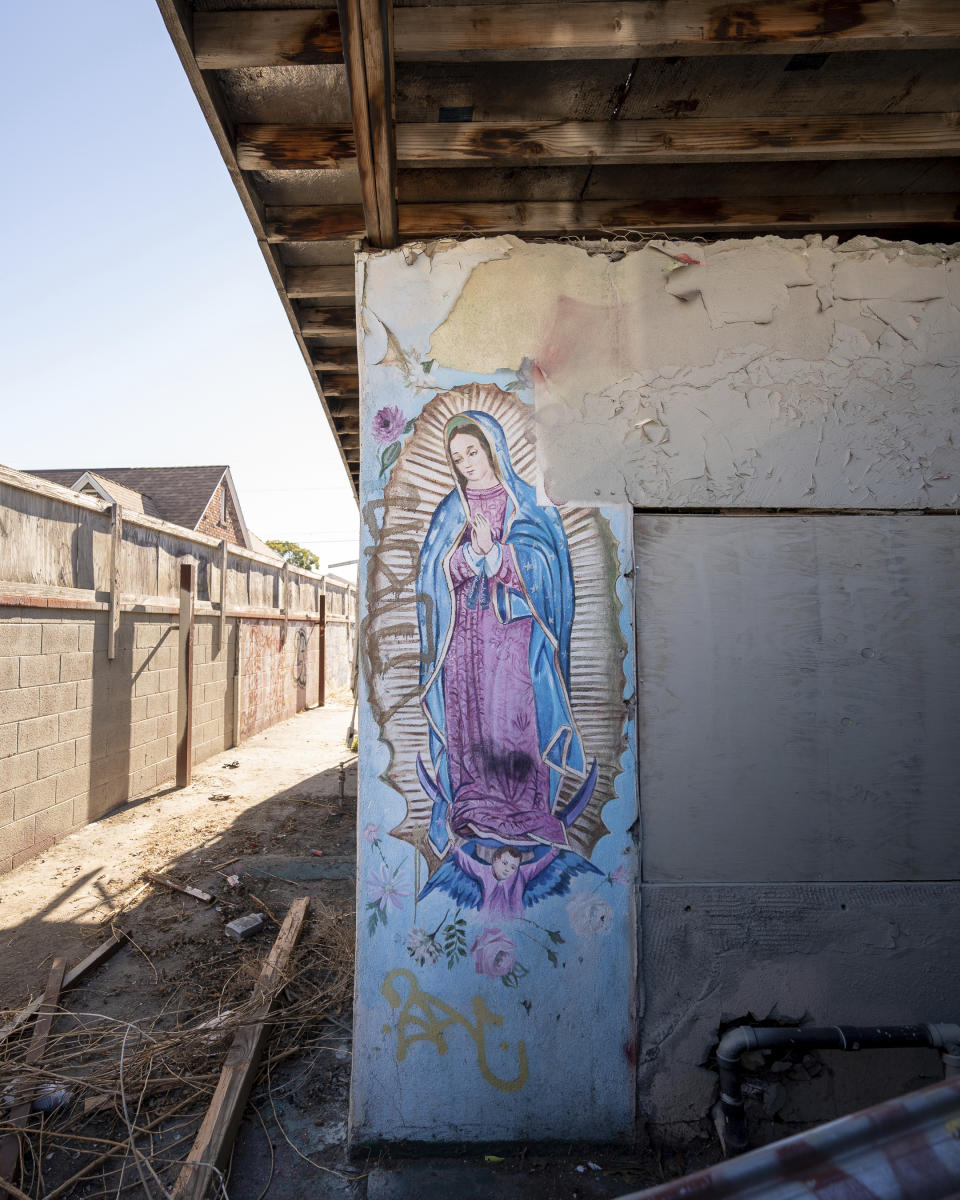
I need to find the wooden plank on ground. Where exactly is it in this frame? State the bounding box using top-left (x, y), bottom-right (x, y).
top-left (172, 898), bottom-right (310, 1200)
top-left (0, 932), bottom-right (126, 1050)
top-left (242, 112), bottom-right (960, 171)
top-left (194, 8), bottom-right (342, 68)
top-left (286, 265), bottom-right (356, 301)
top-left (194, 2), bottom-right (960, 64)
top-left (145, 871), bottom-right (215, 905)
top-left (0, 958), bottom-right (67, 1196)
top-left (337, 0), bottom-right (398, 247)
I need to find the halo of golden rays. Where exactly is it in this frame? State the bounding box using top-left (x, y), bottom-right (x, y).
top-left (364, 383), bottom-right (628, 879)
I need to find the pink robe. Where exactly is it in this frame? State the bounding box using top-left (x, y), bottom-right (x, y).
top-left (452, 845), bottom-right (560, 919)
top-left (444, 483), bottom-right (567, 847)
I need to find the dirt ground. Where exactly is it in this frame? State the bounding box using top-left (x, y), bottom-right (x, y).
top-left (0, 702), bottom-right (682, 1200)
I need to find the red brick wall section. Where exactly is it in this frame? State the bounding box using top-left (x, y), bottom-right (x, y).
top-left (195, 479), bottom-right (245, 547)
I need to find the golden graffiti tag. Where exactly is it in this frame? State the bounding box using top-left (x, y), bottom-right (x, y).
top-left (381, 968), bottom-right (529, 1093)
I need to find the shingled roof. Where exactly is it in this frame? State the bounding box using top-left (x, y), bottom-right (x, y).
top-left (27, 466), bottom-right (229, 533)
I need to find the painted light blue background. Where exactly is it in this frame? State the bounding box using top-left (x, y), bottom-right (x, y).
top-left (350, 248), bottom-right (638, 1144)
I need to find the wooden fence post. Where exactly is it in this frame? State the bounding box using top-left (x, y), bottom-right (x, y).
top-left (317, 591), bottom-right (326, 708)
top-left (176, 558), bottom-right (197, 788)
top-left (107, 503), bottom-right (123, 661)
top-left (281, 561), bottom-right (290, 645)
top-left (232, 619), bottom-right (243, 748)
top-left (218, 538), bottom-right (228, 648)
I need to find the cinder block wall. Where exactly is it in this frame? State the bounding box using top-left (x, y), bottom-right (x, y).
top-left (0, 465), bottom-right (357, 875)
top-left (0, 608), bottom-right (231, 873)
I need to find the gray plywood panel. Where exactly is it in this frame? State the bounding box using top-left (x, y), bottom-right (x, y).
top-left (637, 515), bottom-right (960, 883)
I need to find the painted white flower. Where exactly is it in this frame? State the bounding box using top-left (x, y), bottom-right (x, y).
top-left (566, 892), bottom-right (614, 937)
top-left (405, 926), bottom-right (442, 967)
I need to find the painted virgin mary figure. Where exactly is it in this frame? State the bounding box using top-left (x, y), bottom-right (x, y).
top-left (416, 410), bottom-right (598, 868)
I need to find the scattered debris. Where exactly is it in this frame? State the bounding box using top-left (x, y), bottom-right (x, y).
top-left (145, 871), bottom-right (214, 905)
top-left (208, 793), bottom-right (232, 802)
top-left (225, 913), bottom-right (266, 941)
top-left (225, 874), bottom-right (240, 889)
top-left (0, 957), bottom-right (67, 1190)
top-left (222, 761), bottom-right (240, 769)
top-left (311, 849), bottom-right (324, 857)
top-left (174, 898), bottom-right (310, 1200)
top-left (210, 856), bottom-right (240, 872)
top-left (0, 931), bottom-right (127, 1050)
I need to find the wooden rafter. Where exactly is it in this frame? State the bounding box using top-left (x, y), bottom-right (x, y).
top-left (263, 195), bottom-right (960, 240)
top-left (195, 3), bottom-right (960, 67)
top-left (311, 347), bottom-right (359, 370)
top-left (286, 266), bottom-right (356, 301)
top-left (322, 374), bottom-right (361, 400)
top-left (243, 113), bottom-right (960, 174)
top-left (337, 0), bottom-right (398, 248)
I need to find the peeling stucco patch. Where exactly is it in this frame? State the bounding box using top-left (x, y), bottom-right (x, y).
top-left (664, 241), bottom-right (813, 328)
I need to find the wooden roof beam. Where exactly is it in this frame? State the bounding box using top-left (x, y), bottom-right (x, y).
top-left (337, 0), bottom-right (398, 248)
top-left (312, 347), bottom-right (358, 371)
top-left (195, 4), bottom-right (960, 66)
top-left (243, 113), bottom-right (960, 174)
top-left (286, 265), bottom-right (355, 301)
top-left (299, 306), bottom-right (358, 338)
top-left (269, 195), bottom-right (960, 239)
top-left (322, 375), bottom-right (361, 402)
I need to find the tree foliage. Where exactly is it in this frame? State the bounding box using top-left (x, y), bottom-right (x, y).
top-left (266, 540), bottom-right (319, 571)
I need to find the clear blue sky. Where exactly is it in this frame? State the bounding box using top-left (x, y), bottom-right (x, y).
top-left (0, 0), bottom-right (359, 573)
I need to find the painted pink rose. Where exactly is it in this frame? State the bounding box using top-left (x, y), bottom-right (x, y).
top-left (372, 405), bottom-right (406, 444)
top-left (470, 928), bottom-right (517, 978)
top-left (566, 893), bottom-right (613, 936)
top-left (363, 822), bottom-right (380, 843)
top-left (609, 863), bottom-right (630, 886)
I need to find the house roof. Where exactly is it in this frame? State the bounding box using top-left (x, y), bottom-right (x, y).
top-left (73, 472), bottom-right (165, 520)
top-left (27, 466), bottom-right (229, 533)
top-left (155, 1), bottom-right (960, 502)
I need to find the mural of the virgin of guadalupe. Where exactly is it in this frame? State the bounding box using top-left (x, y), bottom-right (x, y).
top-left (414, 410), bottom-right (600, 918)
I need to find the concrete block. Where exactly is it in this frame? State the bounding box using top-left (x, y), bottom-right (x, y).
top-left (19, 654), bottom-right (62, 688)
top-left (74, 678), bottom-right (93, 708)
top-left (75, 735), bottom-right (92, 766)
top-left (12, 834), bottom-right (55, 868)
top-left (135, 623), bottom-right (165, 649)
top-left (131, 717), bottom-right (159, 748)
top-left (37, 740), bottom-right (75, 780)
top-left (0, 688), bottom-right (40, 724)
top-left (2, 751), bottom-right (39, 791)
top-left (0, 657), bottom-right (18, 691)
top-left (0, 789), bottom-right (12, 826)
top-left (87, 773), bottom-right (128, 819)
top-left (129, 763), bottom-right (157, 797)
top-left (156, 712), bottom-right (176, 740)
top-left (142, 739), bottom-right (167, 768)
top-left (41, 623), bottom-right (79, 655)
top-left (146, 691), bottom-right (168, 718)
top-left (159, 668), bottom-right (178, 692)
top-left (18, 714), bottom-right (60, 753)
top-left (39, 681), bottom-right (78, 716)
top-left (134, 671), bottom-right (160, 697)
top-left (14, 776), bottom-right (57, 819)
top-left (59, 652), bottom-right (94, 683)
top-left (0, 723), bottom-right (16, 759)
top-left (0, 625), bottom-right (41, 656)
top-left (59, 707), bottom-right (93, 740)
top-left (0, 814), bottom-right (36, 859)
top-left (36, 798), bottom-right (76, 840)
top-left (155, 755), bottom-right (176, 786)
top-left (56, 763), bottom-right (90, 803)
top-left (77, 620), bottom-right (98, 652)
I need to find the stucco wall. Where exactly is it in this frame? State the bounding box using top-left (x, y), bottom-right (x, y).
top-left (353, 234), bottom-right (960, 1148)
